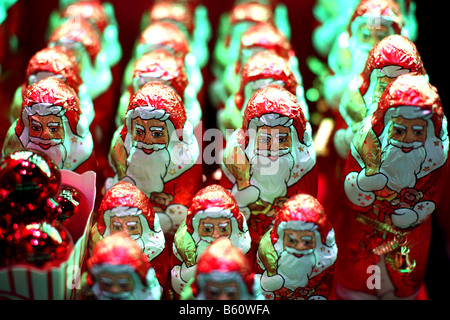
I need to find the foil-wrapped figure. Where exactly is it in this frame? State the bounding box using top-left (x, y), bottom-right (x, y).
top-left (90, 181), bottom-right (168, 290)
top-left (323, 0), bottom-right (404, 110)
top-left (2, 77), bottom-right (94, 173)
top-left (181, 237), bottom-right (265, 300)
top-left (256, 194), bottom-right (338, 300)
top-left (9, 46), bottom-right (94, 126)
top-left (116, 49), bottom-right (201, 130)
top-left (221, 84), bottom-right (317, 251)
top-left (107, 82), bottom-right (202, 238)
top-left (170, 184), bottom-right (251, 298)
top-left (334, 34), bottom-right (427, 159)
top-left (337, 73), bottom-right (449, 299)
top-left (83, 232), bottom-right (161, 300)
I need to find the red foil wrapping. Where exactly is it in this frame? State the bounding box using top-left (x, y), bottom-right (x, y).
top-left (149, 1), bottom-right (194, 35)
top-left (48, 18), bottom-right (101, 63)
top-left (26, 46), bottom-right (83, 93)
top-left (221, 85), bottom-right (318, 248)
top-left (3, 77), bottom-right (94, 173)
top-left (61, 0), bottom-right (109, 34)
top-left (338, 73), bottom-right (449, 299)
top-left (132, 49), bottom-right (188, 97)
top-left (170, 185), bottom-right (251, 298)
top-left (256, 194), bottom-right (337, 300)
top-left (91, 181), bottom-right (168, 289)
top-left (138, 21), bottom-right (190, 60)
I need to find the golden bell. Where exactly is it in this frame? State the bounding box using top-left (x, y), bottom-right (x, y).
top-left (393, 246), bottom-right (416, 273)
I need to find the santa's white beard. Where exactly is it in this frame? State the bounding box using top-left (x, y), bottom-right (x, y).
top-left (26, 137), bottom-right (66, 168)
top-left (380, 141), bottom-right (426, 192)
top-left (277, 249), bottom-right (316, 291)
top-left (125, 144), bottom-right (170, 195)
top-left (92, 282), bottom-right (153, 300)
top-left (249, 152), bottom-right (294, 203)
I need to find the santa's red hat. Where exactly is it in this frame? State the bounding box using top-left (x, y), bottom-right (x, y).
top-left (229, 2), bottom-right (273, 25)
top-left (240, 22), bottom-right (292, 60)
top-left (61, 0), bottom-right (109, 33)
top-left (16, 77), bottom-right (81, 138)
top-left (132, 49), bottom-right (188, 97)
top-left (359, 35), bottom-right (426, 97)
top-left (185, 184), bottom-right (246, 234)
top-left (373, 73), bottom-right (444, 138)
top-left (242, 84), bottom-right (307, 145)
top-left (96, 181), bottom-right (157, 235)
top-left (138, 21), bottom-right (190, 60)
top-left (48, 18), bottom-right (102, 63)
top-left (121, 81), bottom-right (187, 142)
top-left (87, 232), bottom-right (151, 286)
top-left (26, 46), bottom-right (83, 93)
top-left (271, 194), bottom-right (333, 246)
top-left (235, 50), bottom-right (297, 111)
top-left (193, 237), bottom-right (254, 297)
top-left (348, 0), bottom-right (404, 37)
top-left (149, 1), bottom-right (194, 35)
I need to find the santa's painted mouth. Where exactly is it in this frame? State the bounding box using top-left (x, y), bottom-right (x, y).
top-left (39, 143), bottom-right (52, 150)
top-left (141, 148), bottom-right (154, 155)
top-left (293, 253), bottom-right (304, 258)
top-left (401, 147), bottom-right (413, 153)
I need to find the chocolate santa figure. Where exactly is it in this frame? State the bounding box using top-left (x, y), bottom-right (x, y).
top-left (181, 237), bottom-right (265, 300)
top-left (107, 82), bottom-right (202, 238)
top-left (335, 34), bottom-right (427, 159)
top-left (256, 194), bottom-right (338, 300)
top-left (221, 84), bottom-right (318, 251)
top-left (210, 1), bottom-right (274, 109)
top-left (123, 21), bottom-right (203, 100)
top-left (82, 232), bottom-right (161, 300)
top-left (115, 49), bottom-right (201, 130)
top-left (48, 17), bottom-right (112, 100)
top-left (323, 0), bottom-right (404, 110)
top-left (337, 73), bottom-right (449, 299)
top-left (170, 184), bottom-right (251, 298)
top-left (219, 50), bottom-right (307, 134)
top-left (2, 77), bottom-right (95, 173)
top-left (90, 181), bottom-right (168, 290)
top-left (141, 0), bottom-right (211, 70)
top-left (222, 21), bottom-right (303, 103)
top-left (9, 46), bottom-right (94, 126)
top-left (52, 0), bottom-right (123, 69)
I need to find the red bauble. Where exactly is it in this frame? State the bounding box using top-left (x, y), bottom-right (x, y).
top-left (1, 220), bottom-right (73, 269)
top-left (0, 150), bottom-right (61, 223)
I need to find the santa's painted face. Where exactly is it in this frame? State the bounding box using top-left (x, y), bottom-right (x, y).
top-left (256, 125), bottom-right (291, 160)
top-left (97, 272), bottom-right (134, 298)
top-left (110, 215), bottom-right (143, 238)
top-left (389, 116), bottom-right (427, 148)
top-left (283, 229), bottom-right (316, 256)
top-left (204, 279), bottom-right (241, 300)
top-left (357, 23), bottom-right (390, 48)
top-left (132, 118), bottom-right (169, 152)
top-left (198, 217), bottom-right (232, 239)
top-left (28, 114), bottom-right (64, 148)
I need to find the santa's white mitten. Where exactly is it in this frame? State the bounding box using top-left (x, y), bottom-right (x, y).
top-left (357, 169), bottom-right (388, 192)
top-left (392, 208), bottom-right (418, 229)
top-left (260, 270), bottom-right (284, 293)
top-left (232, 184), bottom-right (260, 208)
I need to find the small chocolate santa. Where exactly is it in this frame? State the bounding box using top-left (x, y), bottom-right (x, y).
top-left (256, 194), bottom-right (338, 300)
